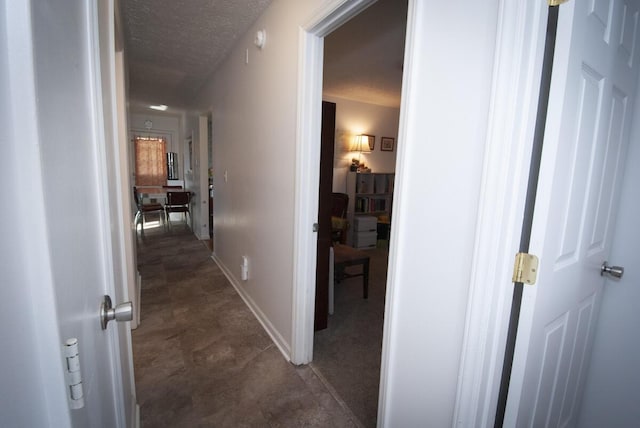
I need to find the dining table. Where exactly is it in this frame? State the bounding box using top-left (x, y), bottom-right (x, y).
top-left (137, 187), bottom-right (192, 205)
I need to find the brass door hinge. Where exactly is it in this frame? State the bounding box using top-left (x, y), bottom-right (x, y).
top-left (512, 252), bottom-right (539, 285)
top-left (548, 0), bottom-right (569, 6)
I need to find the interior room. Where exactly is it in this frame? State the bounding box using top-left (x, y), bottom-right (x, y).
top-left (310, 1), bottom-right (407, 425)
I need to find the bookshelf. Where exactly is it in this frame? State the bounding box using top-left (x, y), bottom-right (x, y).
top-left (346, 172), bottom-right (394, 246)
top-left (347, 172), bottom-right (394, 216)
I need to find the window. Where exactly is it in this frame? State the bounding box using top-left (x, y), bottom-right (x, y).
top-left (135, 137), bottom-right (166, 186)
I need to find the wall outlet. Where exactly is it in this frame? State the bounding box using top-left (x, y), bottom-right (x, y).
top-left (241, 256), bottom-right (249, 281)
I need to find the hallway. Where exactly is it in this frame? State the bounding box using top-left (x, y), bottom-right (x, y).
top-left (132, 227), bottom-right (360, 427)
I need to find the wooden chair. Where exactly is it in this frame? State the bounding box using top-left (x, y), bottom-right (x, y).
top-left (133, 187), bottom-right (165, 233)
top-left (165, 191), bottom-right (191, 228)
top-left (333, 244), bottom-right (370, 298)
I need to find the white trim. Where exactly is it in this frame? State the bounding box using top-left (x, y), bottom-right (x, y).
top-left (213, 254), bottom-right (292, 360)
top-left (290, 28), bottom-right (323, 365)
top-left (87, 1), bottom-right (131, 426)
top-left (290, 0), bottom-right (376, 365)
top-left (115, 48), bottom-right (139, 330)
top-left (376, 0), bottom-right (421, 423)
top-left (452, 2), bottom-right (549, 427)
top-left (134, 403), bottom-right (140, 428)
top-left (198, 115), bottom-right (210, 240)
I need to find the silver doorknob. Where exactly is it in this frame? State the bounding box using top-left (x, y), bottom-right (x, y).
top-left (100, 295), bottom-right (133, 330)
top-left (601, 261), bottom-right (624, 279)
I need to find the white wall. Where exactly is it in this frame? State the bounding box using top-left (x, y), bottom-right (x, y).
top-left (193, 0), bottom-right (325, 356)
top-left (578, 81), bottom-right (640, 427)
top-left (323, 95), bottom-right (400, 193)
top-left (379, 1), bottom-right (500, 426)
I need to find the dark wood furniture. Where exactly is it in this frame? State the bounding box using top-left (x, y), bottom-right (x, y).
top-left (333, 244), bottom-right (370, 299)
top-left (165, 191), bottom-right (191, 228)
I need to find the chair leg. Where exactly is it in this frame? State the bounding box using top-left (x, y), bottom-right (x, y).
top-left (134, 211), bottom-right (141, 236)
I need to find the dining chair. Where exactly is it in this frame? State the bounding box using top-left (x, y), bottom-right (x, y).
top-left (133, 186), bottom-right (165, 233)
top-left (165, 191), bottom-right (191, 229)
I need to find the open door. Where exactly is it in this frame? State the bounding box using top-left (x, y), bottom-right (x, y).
top-left (504, 1), bottom-right (640, 425)
top-left (314, 101), bottom-right (337, 331)
top-left (3, 0), bottom-right (136, 426)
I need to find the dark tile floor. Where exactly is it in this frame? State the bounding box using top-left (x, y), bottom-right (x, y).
top-left (132, 227), bottom-right (360, 427)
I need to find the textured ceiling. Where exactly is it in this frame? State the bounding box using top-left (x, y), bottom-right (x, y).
top-left (122, 0), bottom-right (273, 109)
top-left (121, 0), bottom-right (407, 111)
top-left (324, 0), bottom-right (407, 108)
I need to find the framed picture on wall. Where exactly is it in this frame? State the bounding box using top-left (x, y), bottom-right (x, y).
top-left (381, 137), bottom-right (395, 151)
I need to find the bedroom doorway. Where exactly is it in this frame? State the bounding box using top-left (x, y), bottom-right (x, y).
top-left (311, 0), bottom-right (408, 425)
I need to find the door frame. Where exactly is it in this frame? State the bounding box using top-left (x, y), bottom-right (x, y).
top-left (94, 0), bottom-right (138, 425)
top-left (291, 0), bottom-right (377, 365)
top-left (292, 0), bottom-right (550, 425)
top-left (453, 2), bottom-right (556, 426)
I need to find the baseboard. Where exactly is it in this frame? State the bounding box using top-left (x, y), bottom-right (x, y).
top-left (211, 253), bottom-right (292, 361)
top-left (131, 271), bottom-right (142, 330)
top-left (133, 403), bottom-right (140, 428)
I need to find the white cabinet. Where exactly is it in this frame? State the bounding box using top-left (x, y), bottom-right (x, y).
top-left (353, 216), bottom-right (378, 249)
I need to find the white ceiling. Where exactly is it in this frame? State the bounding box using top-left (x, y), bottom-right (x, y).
top-left (121, 0), bottom-right (407, 111)
top-left (324, 0), bottom-right (407, 108)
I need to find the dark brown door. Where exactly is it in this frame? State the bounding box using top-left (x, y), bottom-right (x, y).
top-left (314, 101), bottom-right (336, 331)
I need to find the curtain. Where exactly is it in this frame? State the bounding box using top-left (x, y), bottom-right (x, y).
top-left (135, 137), bottom-right (167, 186)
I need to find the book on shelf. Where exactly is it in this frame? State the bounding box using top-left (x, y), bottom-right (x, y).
top-left (355, 196), bottom-right (388, 213)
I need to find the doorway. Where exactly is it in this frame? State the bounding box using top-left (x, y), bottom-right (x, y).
top-left (310, 0), bottom-right (407, 425)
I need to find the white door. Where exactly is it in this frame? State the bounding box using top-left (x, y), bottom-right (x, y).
top-left (16, 0), bottom-right (135, 426)
top-left (505, 1), bottom-right (640, 426)
top-left (577, 90), bottom-right (640, 427)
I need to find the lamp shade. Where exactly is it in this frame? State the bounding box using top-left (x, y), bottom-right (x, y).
top-left (351, 134), bottom-right (371, 152)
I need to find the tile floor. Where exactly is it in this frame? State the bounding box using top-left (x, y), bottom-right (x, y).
top-left (132, 227), bottom-right (361, 427)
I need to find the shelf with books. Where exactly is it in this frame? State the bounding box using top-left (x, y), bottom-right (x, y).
top-left (346, 171), bottom-right (394, 246)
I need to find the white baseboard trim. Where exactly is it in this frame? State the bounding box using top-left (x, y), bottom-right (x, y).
top-left (131, 271), bottom-right (142, 329)
top-left (211, 253), bottom-right (292, 361)
top-left (133, 403), bottom-right (140, 428)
